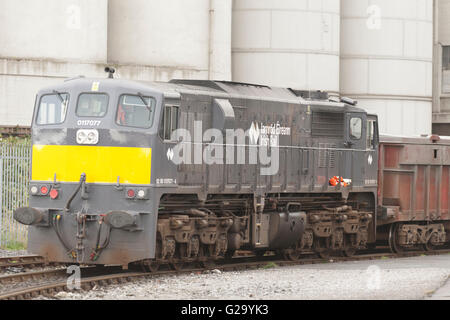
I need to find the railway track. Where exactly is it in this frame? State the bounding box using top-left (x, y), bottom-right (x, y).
top-left (0, 268), bottom-right (68, 285)
top-left (1, 248), bottom-right (450, 300)
top-left (0, 255), bottom-right (57, 271)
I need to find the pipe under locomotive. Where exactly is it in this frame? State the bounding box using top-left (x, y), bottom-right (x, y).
top-left (13, 76), bottom-right (450, 269)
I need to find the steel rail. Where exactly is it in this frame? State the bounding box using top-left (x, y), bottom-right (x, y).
top-left (0, 268), bottom-right (68, 285)
top-left (0, 255), bottom-right (51, 271)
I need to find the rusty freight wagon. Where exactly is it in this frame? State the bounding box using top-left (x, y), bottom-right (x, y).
top-left (377, 135), bottom-right (450, 252)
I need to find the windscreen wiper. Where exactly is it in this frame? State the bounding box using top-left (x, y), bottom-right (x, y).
top-left (53, 90), bottom-right (67, 105)
top-left (137, 92), bottom-right (152, 120)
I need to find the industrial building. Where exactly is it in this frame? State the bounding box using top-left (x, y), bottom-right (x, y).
top-left (433, 0), bottom-right (450, 135)
top-left (0, 0), bottom-right (448, 136)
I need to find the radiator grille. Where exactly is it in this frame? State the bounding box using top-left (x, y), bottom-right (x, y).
top-left (312, 112), bottom-right (344, 138)
top-left (318, 143), bottom-right (337, 168)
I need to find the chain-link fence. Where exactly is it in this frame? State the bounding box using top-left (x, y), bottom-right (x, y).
top-left (0, 141), bottom-right (31, 248)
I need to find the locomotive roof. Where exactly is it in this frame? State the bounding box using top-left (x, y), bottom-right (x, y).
top-left (41, 77), bottom-right (365, 113)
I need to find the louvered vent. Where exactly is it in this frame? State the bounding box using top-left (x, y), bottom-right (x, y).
top-left (318, 143), bottom-right (337, 168)
top-left (312, 112), bottom-right (344, 138)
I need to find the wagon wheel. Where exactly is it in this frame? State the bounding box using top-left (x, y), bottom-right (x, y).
top-left (424, 233), bottom-right (440, 252)
top-left (388, 223), bottom-right (404, 253)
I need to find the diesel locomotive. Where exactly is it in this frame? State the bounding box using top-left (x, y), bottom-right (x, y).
top-left (13, 74), bottom-right (450, 269)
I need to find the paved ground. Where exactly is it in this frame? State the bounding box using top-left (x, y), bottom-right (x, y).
top-left (49, 254), bottom-right (450, 300)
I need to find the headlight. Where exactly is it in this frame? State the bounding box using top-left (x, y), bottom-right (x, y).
top-left (30, 186), bottom-right (38, 195)
top-left (76, 129), bottom-right (99, 145)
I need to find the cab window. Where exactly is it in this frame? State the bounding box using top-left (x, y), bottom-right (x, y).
top-left (349, 117), bottom-right (362, 140)
top-left (367, 120), bottom-right (378, 149)
top-left (116, 94), bottom-right (156, 128)
top-left (36, 93), bottom-right (69, 125)
top-left (367, 120), bottom-right (374, 149)
top-left (76, 93), bottom-right (108, 117)
top-left (160, 105), bottom-right (179, 140)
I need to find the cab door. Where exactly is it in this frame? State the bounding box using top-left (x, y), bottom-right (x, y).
top-left (365, 114), bottom-right (379, 188)
top-left (345, 112), bottom-right (367, 187)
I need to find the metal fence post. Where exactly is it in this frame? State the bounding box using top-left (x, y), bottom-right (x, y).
top-left (0, 141), bottom-right (31, 249)
top-left (0, 157), bottom-right (3, 248)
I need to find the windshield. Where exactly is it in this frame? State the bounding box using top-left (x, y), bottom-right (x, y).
top-left (76, 93), bottom-right (109, 117)
top-left (116, 94), bottom-right (156, 128)
top-left (36, 93), bottom-right (69, 125)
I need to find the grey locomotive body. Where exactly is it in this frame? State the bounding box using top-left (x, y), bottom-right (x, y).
top-left (14, 77), bottom-right (379, 267)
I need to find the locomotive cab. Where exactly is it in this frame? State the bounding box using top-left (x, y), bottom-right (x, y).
top-left (15, 78), bottom-right (167, 265)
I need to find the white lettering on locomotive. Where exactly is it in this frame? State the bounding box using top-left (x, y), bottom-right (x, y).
top-left (77, 120), bottom-right (102, 127)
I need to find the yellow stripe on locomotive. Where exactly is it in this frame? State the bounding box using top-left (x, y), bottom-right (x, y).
top-left (31, 144), bottom-right (152, 185)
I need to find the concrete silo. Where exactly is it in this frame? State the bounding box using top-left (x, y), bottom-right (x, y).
top-left (340, 0), bottom-right (434, 136)
top-left (107, 0), bottom-right (232, 81)
top-left (231, 0), bottom-right (341, 92)
top-left (0, 0), bottom-right (108, 126)
top-left (432, 0), bottom-right (450, 135)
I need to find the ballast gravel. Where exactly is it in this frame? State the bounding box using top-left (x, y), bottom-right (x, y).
top-left (50, 255), bottom-right (450, 300)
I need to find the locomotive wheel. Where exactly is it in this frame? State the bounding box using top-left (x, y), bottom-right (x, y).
top-left (283, 250), bottom-right (301, 261)
top-left (142, 261), bottom-right (160, 273)
top-left (314, 237), bottom-right (331, 259)
top-left (201, 260), bottom-right (216, 269)
top-left (178, 243), bottom-right (190, 259)
top-left (342, 247), bottom-right (357, 258)
top-left (342, 236), bottom-right (357, 257)
top-left (318, 250), bottom-right (331, 260)
top-left (224, 250), bottom-right (236, 259)
top-left (170, 262), bottom-right (184, 271)
top-left (388, 223), bottom-right (404, 253)
top-left (255, 250), bottom-right (266, 258)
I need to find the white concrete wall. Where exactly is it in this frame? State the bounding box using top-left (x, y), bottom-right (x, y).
top-left (0, 0), bottom-right (439, 131)
top-left (0, 60), bottom-right (109, 126)
top-left (0, 0), bottom-right (233, 126)
top-left (108, 0), bottom-right (232, 82)
top-left (231, 0), bottom-right (341, 92)
top-left (0, 0), bottom-right (108, 126)
top-left (209, 0), bottom-right (233, 81)
top-left (0, 0), bottom-right (108, 62)
top-left (341, 0), bottom-right (433, 136)
top-left (108, 0), bottom-right (210, 80)
top-left (438, 0), bottom-right (450, 45)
